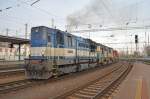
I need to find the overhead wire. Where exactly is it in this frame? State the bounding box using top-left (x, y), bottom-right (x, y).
top-left (30, 0), bottom-right (40, 6)
top-left (0, 0), bottom-right (66, 37)
top-left (0, 0), bottom-right (65, 23)
top-left (17, 0), bottom-right (65, 20)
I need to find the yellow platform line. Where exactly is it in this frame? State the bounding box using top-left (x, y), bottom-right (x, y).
top-left (135, 79), bottom-right (142, 99)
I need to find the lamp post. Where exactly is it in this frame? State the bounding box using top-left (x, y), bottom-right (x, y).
top-left (88, 24), bottom-right (91, 63)
top-left (129, 34), bottom-right (133, 56)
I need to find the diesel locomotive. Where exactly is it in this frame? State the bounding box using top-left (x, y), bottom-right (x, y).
top-left (25, 26), bottom-right (119, 79)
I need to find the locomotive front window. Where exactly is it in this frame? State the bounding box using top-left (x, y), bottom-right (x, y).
top-left (31, 27), bottom-right (47, 40)
top-left (32, 32), bottom-right (46, 40)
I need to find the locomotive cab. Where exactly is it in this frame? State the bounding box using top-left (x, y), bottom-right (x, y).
top-left (25, 26), bottom-right (53, 79)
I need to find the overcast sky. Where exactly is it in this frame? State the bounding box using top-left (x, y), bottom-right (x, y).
top-left (0, 0), bottom-right (150, 53)
top-left (0, 0), bottom-right (91, 34)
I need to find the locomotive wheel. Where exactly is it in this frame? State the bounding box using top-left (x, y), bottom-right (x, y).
top-left (76, 64), bottom-right (81, 72)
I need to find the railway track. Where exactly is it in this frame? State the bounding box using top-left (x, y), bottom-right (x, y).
top-left (0, 66), bottom-right (24, 70)
top-left (0, 62), bottom-right (132, 96)
top-left (0, 69), bottom-right (25, 78)
top-left (0, 62), bottom-right (25, 78)
top-left (0, 79), bottom-right (34, 94)
top-left (55, 62), bottom-right (133, 99)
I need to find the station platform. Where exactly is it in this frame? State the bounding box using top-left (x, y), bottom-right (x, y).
top-left (112, 62), bottom-right (150, 99)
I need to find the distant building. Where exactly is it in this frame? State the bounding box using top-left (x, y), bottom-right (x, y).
top-left (145, 46), bottom-right (150, 57)
top-left (0, 42), bottom-right (29, 60)
top-left (0, 42), bottom-right (15, 60)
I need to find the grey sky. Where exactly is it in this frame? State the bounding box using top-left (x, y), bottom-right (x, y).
top-left (0, 0), bottom-right (90, 35)
top-left (0, 0), bottom-right (150, 53)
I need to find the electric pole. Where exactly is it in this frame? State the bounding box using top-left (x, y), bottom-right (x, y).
top-left (145, 32), bottom-right (147, 46)
top-left (51, 18), bottom-right (54, 28)
top-left (148, 32), bottom-right (149, 46)
top-left (25, 24), bottom-right (28, 57)
top-left (25, 24), bottom-right (28, 39)
top-left (6, 28), bottom-right (9, 36)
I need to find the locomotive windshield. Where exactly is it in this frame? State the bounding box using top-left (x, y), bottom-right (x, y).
top-left (31, 27), bottom-right (47, 40)
top-left (31, 27), bottom-right (47, 47)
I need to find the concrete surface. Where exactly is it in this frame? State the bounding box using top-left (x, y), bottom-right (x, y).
top-left (112, 62), bottom-right (150, 99)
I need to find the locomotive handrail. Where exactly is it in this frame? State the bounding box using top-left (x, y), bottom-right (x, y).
top-left (24, 58), bottom-right (48, 60)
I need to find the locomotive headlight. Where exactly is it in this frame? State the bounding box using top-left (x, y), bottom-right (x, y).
top-left (41, 50), bottom-right (45, 55)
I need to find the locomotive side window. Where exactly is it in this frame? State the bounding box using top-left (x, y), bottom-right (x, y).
top-left (109, 49), bottom-right (111, 53)
top-left (79, 42), bottom-right (88, 49)
top-left (47, 33), bottom-right (51, 42)
top-left (101, 48), bottom-right (104, 54)
top-left (42, 28), bottom-right (47, 40)
top-left (57, 31), bottom-right (64, 45)
top-left (68, 36), bottom-right (72, 47)
top-left (90, 44), bottom-right (96, 52)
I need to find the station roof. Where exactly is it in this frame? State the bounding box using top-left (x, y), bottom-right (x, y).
top-left (0, 35), bottom-right (30, 44)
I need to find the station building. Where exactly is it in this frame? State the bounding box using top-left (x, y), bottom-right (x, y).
top-left (0, 35), bottom-right (30, 61)
top-left (0, 42), bottom-right (30, 60)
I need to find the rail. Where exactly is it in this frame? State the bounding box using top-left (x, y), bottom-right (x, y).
top-left (0, 79), bottom-right (33, 94)
top-left (0, 60), bottom-right (24, 65)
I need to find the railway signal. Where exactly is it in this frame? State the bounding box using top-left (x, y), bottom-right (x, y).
top-left (135, 35), bottom-right (138, 44)
top-left (135, 35), bottom-right (139, 56)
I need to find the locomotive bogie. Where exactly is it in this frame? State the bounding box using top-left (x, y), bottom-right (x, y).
top-left (25, 60), bottom-right (53, 79)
